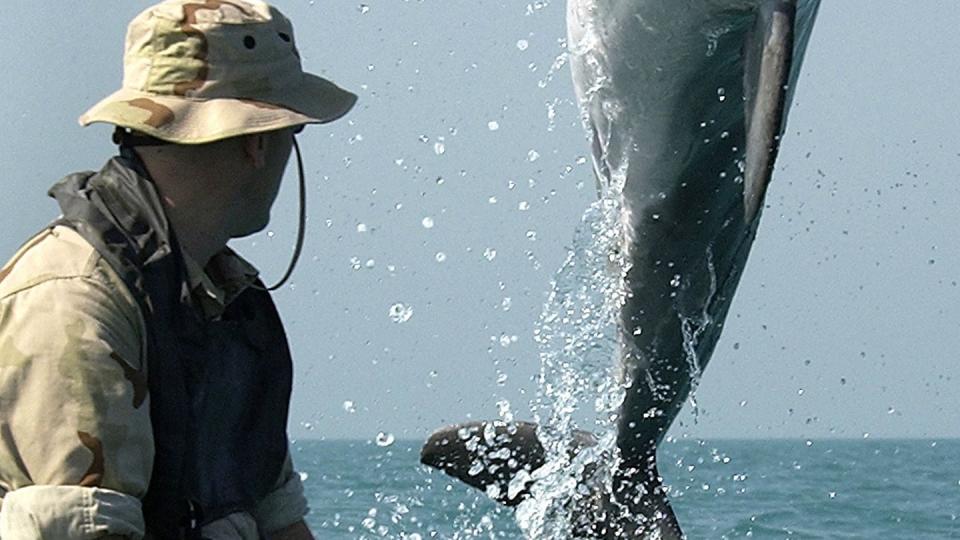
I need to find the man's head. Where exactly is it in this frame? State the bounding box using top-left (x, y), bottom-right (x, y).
top-left (78, 0), bottom-right (354, 261)
top-left (134, 126), bottom-right (297, 238)
top-left (79, 0), bottom-right (354, 268)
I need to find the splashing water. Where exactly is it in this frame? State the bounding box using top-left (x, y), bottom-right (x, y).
top-left (677, 247), bottom-right (718, 421)
top-left (505, 4), bottom-right (635, 534)
top-left (517, 162), bottom-right (631, 538)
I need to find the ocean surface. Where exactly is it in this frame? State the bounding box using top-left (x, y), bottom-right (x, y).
top-left (292, 438), bottom-right (959, 539)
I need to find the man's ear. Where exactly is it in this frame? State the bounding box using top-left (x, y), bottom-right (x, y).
top-left (241, 133), bottom-right (268, 169)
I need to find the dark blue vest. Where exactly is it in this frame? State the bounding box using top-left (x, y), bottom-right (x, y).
top-left (48, 153), bottom-right (293, 538)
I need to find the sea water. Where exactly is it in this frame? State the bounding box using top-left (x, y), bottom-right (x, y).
top-left (296, 438), bottom-right (960, 539)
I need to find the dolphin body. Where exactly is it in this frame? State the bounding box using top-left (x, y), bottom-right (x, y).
top-left (421, 1), bottom-right (821, 537)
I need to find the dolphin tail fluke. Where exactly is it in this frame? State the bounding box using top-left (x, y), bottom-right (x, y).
top-left (421, 421), bottom-right (684, 538)
top-left (420, 420), bottom-right (571, 506)
top-left (742, 0), bottom-right (797, 222)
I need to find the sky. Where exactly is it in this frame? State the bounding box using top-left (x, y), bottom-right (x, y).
top-left (0, 1), bottom-right (957, 442)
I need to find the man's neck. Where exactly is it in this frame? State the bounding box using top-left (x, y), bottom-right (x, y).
top-left (133, 147), bottom-right (241, 266)
top-left (165, 203), bottom-right (230, 267)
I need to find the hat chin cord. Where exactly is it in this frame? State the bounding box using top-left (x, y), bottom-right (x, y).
top-left (256, 135), bottom-right (307, 292)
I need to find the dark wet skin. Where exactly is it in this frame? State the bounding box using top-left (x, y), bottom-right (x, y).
top-left (421, 1), bottom-right (820, 537)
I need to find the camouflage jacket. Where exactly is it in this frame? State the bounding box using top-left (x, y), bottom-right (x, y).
top-left (0, 226), bottom-right (308, 539)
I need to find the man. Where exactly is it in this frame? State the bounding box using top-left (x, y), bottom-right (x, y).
top-left (0, 1), bottom-right (355, 538)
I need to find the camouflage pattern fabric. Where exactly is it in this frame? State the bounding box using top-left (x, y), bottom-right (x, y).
top-left (80, 0), bottom-right (357, 144)
top-left (0, 227), bottom-right (307, 538)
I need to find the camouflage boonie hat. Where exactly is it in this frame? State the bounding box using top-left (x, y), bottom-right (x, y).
top-left (80, 0), bottom-right (357, 144)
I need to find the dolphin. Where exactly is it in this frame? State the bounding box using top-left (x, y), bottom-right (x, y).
top-left (421, 0), bottom-right (821, 537)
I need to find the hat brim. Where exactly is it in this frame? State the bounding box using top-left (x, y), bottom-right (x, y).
top-left (79, 73), bottom-right (357, 144)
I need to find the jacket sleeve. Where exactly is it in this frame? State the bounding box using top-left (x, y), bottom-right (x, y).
top-left (0, 260), bottom-right (153, 539)
top-left (0, 486), bottom-right (144, 540)
top-left (251, 449), bottom-right (310, 535)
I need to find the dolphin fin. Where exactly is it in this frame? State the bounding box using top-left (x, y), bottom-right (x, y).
top-left (742, 0), bottom-right (796, 222)
top-left (421, 421), bottom-right (684, 538)
top-left (420, 420), bottom-right (595, 506)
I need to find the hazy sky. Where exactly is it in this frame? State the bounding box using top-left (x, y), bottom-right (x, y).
top-left (0, 1), bottom-right (957, 441)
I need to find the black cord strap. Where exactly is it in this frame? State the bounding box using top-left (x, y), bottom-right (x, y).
top-left (256, 134), bottom-right (307, 291)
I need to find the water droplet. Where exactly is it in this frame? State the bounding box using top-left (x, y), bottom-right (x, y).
top-left (527, 149), bottom-right (540, 162)
top-left (343, 400), bottom-right (357, 413)
top-left (356, 223), bottom-right (368, 233)
top-left (358, 4), bottom-right (370, 14)
top-left (717, 87), bottom-right (726, 102)
top-left (496, 373), bottom-right (508, 385)
top-left (299, 471), bottom-right (309, 482)
top-left (388, 303), bottom-right (413, 323)
top-left (488, 196), bottom-right (498, 204)
top-left (508, 469), bottom-right (532, 500)
top-left (525, 230), bottom-right (537, 241)
top-left (518, 201), bottom-right (530, 211)
top-left (496, 400), bottom-right (514, 422)
top-left (435, 252), bottom-right (447, 263)
top-left (488, 120), bottom-right (500, 131)
top-left (483, 248), bottom-right (497, 261)
top-left (670, 274), bottom-right (681, 288)
top-left (421, 217), bottom-right (434, 229)
top-left (364, 259), bottom-right (375, 269)
top-left (433, 141), bottom-right (446, 155)
top-left (501, 297), bottom-right (512, 311)
top-left (516, 39), bottom-right (529, 51)
top-left (375, 431), bottom-right (395, 447)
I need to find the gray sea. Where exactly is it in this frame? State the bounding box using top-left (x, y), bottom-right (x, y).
top-left (293, 438), bottom-right (959, 539)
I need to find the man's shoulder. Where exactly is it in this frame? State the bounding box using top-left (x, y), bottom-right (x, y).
top-left (0, 225), bottom-right (145, 364)
top-left (0, 226), bottom-right (122, 301)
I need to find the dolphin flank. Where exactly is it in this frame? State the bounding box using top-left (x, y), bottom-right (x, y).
top-left (422, 1), bottom-right (821, 537)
